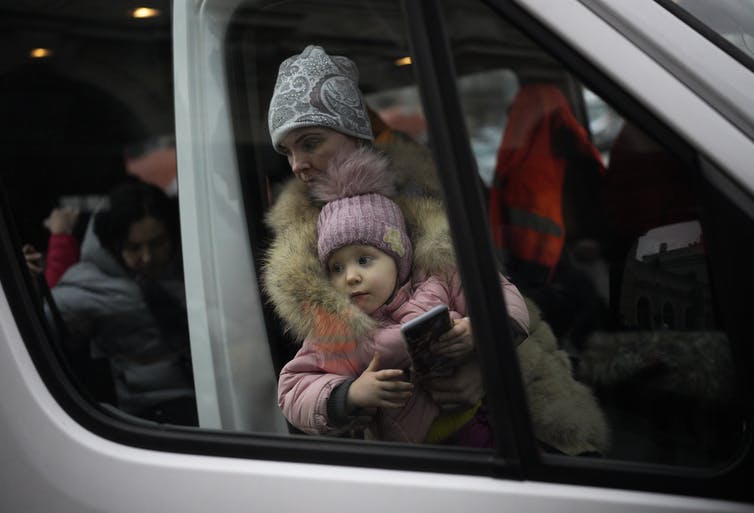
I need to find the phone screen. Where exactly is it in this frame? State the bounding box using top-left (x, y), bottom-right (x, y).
top-left (401, 305), bottom-right (452, 378)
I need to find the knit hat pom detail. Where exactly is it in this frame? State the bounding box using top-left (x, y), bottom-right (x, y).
top-left (311, 147), bottom-right (394, 203)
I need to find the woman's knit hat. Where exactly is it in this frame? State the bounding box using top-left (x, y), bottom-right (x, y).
top-left (313, 147), bottom-right (412, 284)
top-left (268, 45), bottom-right (374, 152)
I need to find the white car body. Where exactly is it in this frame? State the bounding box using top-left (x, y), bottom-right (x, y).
top-left (1, 0), bottom-right (753, 511)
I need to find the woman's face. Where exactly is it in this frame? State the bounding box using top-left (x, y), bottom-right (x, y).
top-left (277, 127), bottom-right (359, 185)
top-left (120, 216), bottom-right (173, 279)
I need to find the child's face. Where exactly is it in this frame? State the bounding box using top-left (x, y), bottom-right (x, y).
top-left (327, 244), bottom-right (398, 315)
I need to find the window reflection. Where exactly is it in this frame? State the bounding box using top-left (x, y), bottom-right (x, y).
top-left (444, 0), bottom-right (745, 467)
top-left (663, 0), bottom-right (754, 65)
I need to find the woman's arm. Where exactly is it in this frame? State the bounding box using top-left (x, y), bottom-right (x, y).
top-left (425, 358), bottom-right (485, 412)
top-left (419, 270), bottom-right (530, 410)
top-left (498, 273), bottom-right (530, 335)
top-left (431, 316), bottom-right (474, 362)
top-left (46, 233), bottom-right (80, 287)
top-left (44, 207), bottom-right (81, 287)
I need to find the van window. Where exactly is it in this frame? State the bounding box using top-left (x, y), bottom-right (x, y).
top-left (0, 3), bottom-right (193, 425)
top-left (226, 0), bottom-right (517, 451)
top-left (444, 0), bottom-right (749, 467)
top-left (225, 0), bottom-right (752, 471)
top-left (658, 0), bottom-right (754, 68)
top-left (3, 0), bottom-right (751, 501)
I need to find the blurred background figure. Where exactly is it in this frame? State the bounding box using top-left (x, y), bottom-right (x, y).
top-left (48, 180), bottom-right (195, 425)
top-left (488, 83), bottom-right (608, 348)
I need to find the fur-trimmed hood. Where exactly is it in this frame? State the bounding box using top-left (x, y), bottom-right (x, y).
top-left (578, 329), bottom-right (734, 403)
top-left (518, 299), bottom-right (610, 455)
top-left (263, 139), bottom-right (455, 342)
top-left (263, 139), bottom-right (609, 455)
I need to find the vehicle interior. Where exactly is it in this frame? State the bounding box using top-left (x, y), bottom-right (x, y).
top-left (223, 0), bottom-right (750, 467)
top-left (1, 0), bottom-right (751, 485)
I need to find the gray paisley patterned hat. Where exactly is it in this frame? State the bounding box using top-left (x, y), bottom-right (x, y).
top-left (268, 45), bottom-right (374, 152)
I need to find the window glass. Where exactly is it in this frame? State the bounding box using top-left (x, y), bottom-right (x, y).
top-left (660, 0), bottom-right (754, 66)
top-left (227, 0), bottom-right (520, 452)
top-left (582, 89), bottom-right (624, 165)
top-left (0, 2), bottom-right (194, 425)
top-left (6, 0), bottom-right (750, 477)
top-left (444, 0), bottom-right (749, 466)
top-left (3, 0), bottom-right (526, 457)
top-left (366, 69), bottom-right (520, 187)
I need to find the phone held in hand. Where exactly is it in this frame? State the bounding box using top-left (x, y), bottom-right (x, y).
top-left (400, 304), bottom-right (453, 379)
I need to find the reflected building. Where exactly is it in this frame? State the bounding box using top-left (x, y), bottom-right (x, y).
top-left (619, 241), bottom-right (714, 330)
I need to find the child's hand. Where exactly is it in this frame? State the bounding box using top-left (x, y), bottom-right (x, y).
top-left (431, 316), bottom-right (473, 362)
top-left (347, 352), bottom-right (413, 411)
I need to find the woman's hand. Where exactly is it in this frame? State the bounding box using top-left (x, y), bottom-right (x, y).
top-left (43, 207), bottom-right (79, 235)
top-left (347, 352), bottom-right (413, 411)
top-left (425, 358), bottom-right (484, 412)
top-left (431, 316), bottom-right (474, 362)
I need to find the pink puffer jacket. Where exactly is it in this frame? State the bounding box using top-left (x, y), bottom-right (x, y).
top-left (277, 270), bottom-right (529, 442)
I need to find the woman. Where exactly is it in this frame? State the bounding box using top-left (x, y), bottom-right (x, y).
top-left (51, 180), bottom-right (196, 425)
top-left (264, 46), bottom-right (608, 454)
top-left (263, 45), bottom-right (483, 415)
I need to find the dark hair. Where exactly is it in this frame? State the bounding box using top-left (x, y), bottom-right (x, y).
top-left (94, 180), bottom-right (179, 259)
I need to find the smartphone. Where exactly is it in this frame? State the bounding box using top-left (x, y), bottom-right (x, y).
top-left (400, 304), bottom-right (453, 377)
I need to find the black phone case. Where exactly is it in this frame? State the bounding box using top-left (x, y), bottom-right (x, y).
top-left (401, 304), bottom-right (452, 378)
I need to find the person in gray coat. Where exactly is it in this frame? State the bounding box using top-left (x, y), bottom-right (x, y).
top-left (51, 181), bottom-right (196, 425)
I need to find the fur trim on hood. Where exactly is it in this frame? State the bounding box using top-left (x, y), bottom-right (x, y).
top-left (578, 330), bottom-right (734, 403)
top-left (263, 141), bottom-right (455, 342)
top-left (518, 299), bottom-right (610, 455)
top-left (264, 139), bottom-right (609, 454)
top-left (381, 136), bottom-right (444, 197)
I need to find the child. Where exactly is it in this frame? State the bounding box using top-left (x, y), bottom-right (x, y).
top-left (277, 147), bottom-right (529, 445)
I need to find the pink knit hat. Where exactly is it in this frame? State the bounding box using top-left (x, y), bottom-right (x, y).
top-left (313, 147), bottom-right (412, 284)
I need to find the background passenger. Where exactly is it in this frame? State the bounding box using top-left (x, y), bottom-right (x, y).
top-left (43, 207), bottom-right (81, 287)
top-left (50, 180), bottom-right (196, 425)
top-left (488, 83), bottom-right (608, 348)
top-left (22, 206), bottom-right (81, 288)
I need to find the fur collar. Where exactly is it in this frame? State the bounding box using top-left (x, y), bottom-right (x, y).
top-left (518, 299), bottom-right (610, 455)
top-left (263, 142), bottom-right (455, 342)
top-left (264, 142), bottom-right (609, 455)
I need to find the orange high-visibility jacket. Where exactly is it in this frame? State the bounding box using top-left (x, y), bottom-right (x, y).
top-left (489, 84), bottom-right (605, 283)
